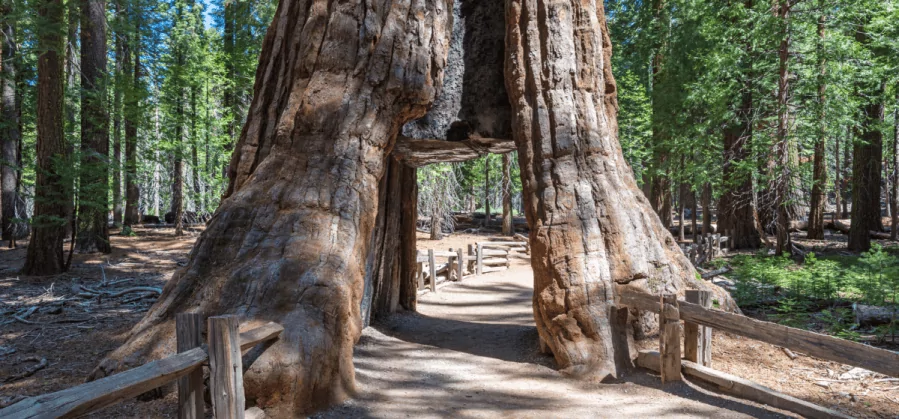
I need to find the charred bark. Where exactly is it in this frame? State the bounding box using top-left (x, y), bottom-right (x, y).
top-left (505, 0), bottom-right (731, 380)
top-left (24, 0), bottom-right (66, 275)
top-left (76, 0), bottom-right (110, 253)
top-left (93, 1), bottom-right (452, 415)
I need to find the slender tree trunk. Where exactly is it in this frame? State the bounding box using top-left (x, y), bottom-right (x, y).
top-left (429, 211), bottom-right (441, 240)
top-left (843, 126), bottom-right (851, 218)
top-left (691, 190), bottom-right (698, 242)
top-left (92, 1), bottom-right (452, 415)
top-left (24, 0), bottom-right (66, 275)
top-left (678, 181), bottom-right (686, 242)
top-left (190, 87), bottom-right (201, 214)
top-left (774, 0), bottom-right (792, 255)
top-left (848, 23), bottom-right (885, 252)
top-left (502, 152), bottom-right (512, 236)
top-left (483, 158), bottom-right (490, 227)
top-left (807, 10), bottom-right (827, 240)
top-left (221, 0), bottom-right (235, 178)
top-left (112, 5), bottom-right (123, 227)
top-left (892, 98), bottom-right (898, 241)
top-left (649, 0), bottom-right (670, 228)
top-left (123, 16), bottom-right (140, 226)
top-left (173, 99), bottom-right (184, 236)
top-left (506, 0), bottom-right (732, 380)
top-left (835, 133), bottom-right (842, 221)
top-left (0, 1), bottom-right (20, 243)
top-left (76, 0), bottom-right (110, 253)
top-left (702, 182), bottom-right (712, 235)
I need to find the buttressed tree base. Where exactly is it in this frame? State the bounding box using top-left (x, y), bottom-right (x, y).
top-left (91, 0), bottom-right (733, 416)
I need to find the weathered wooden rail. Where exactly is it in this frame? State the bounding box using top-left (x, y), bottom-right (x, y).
top-left (0, 315), bottom-right (283, 419)
top-left (415, 236), bottom-right (530, 293)
top-left (619, 289), bottom-right (899, 418)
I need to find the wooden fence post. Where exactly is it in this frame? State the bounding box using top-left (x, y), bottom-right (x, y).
top-left (684, 290), bottom-right (712, 367)
top-left (417, 262), bottom-right (424, 290)
top-left (660, 294), bottom-right (682, 383)
top-left (176, 313), bottom-right (204, 419)
top-left (208, 315), bottom-right (245, 419)
top-left (457, 247), bottom-right (465, 280)
top-left (428, 249), bottom-right (437, 292)
top-left (476, 243), bottom-right (483, 275)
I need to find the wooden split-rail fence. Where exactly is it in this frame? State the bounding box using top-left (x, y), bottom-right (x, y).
top-left (679, 233), bottom-right (728, 266)
top-left (619, 290), bottom-right (899, 419)
top-left (0, 314), bottom-right (283, 419)
top-left (416, 236), bottom-right (529, 293)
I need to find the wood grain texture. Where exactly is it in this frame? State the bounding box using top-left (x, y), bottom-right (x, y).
top-left (392, 136), bottom-right (516, 167)
top-left (208, 316), bottom-right (245, 419)
top-left (683, 290), bottom-right (712, 367)
top-left (176, 313), bottom-right (204, 419)
top-left (659, 295), bottom-right (681, 383)
top-left (505, 0), bottom-right (732, 379)
top-left (90, 0), bottom-right (454, 414)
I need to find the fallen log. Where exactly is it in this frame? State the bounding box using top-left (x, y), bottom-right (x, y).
top-left (854, 304), bottom-right (897, 327)
top-left (833, 219), bottom-right (891, 240)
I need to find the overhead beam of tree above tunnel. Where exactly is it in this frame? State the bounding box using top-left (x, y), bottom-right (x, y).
top-left (392, 136), bottom-right (516, 167)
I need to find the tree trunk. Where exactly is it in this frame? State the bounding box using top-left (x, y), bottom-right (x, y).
top-left (807, 9), bottom-right (827, 240)
top-left (123, 15), bottom-right (140, 226)
top-left (690, 190), bottom-right (698, 243)
top-left (677, 177), bottom-right (685, 242)
top-left (222, 0), bottom-right (235, 177)
top-left (848, 23), bottom-right (885, 252)
top-left (429, 211), bottom-right (441, 240)
top-left (0, 0), bottom-right (20, 243)
top-left (701, 182), bottom-right (712, 235)
top-left (835, 133), bottom-right (842, 222)
top-left (24, 0), bottom-right (66, 275)
top-left (76, 0), bottom-right (110, 253)
top-left (892, 96), bottom-right (898, 241)
top-left (92, 1), bottom-right (452, 415)
top-left (774, 0), bottom-right (792, 255)
top-left (191, 87), bottom-right (201, 214)
top-left (502, 152), bottom-right (512, 236)
top-left (112, 4), bottom-right (123, 227)
top-left (173, 99), bottom-right (184, 236)
top-left (483, 157), bottom-right (490, 227)
top-left (843, 126), bottom-right (851, 218)
top-left (505, 0), bottom-right (731, 380)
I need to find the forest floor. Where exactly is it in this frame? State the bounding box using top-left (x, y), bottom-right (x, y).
top-left (0, 227), bottom-right (896, 417)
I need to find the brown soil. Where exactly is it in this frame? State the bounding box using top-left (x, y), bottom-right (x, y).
top-left (1, 227), bottom-right (895, 417)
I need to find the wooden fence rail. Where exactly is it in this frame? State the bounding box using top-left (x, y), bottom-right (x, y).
top-left (1, 318), bottom-right (283, 419)
top-left (618, 290), bottom-right (899, 378)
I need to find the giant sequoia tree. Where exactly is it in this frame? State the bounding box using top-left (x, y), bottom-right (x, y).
top-left (93, 0), bottom-right (728, 414)
top-left (92, 0), bottom-right (453, 414)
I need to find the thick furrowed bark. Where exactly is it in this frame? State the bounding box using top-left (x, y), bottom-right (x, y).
top-left (92, 0), bottom-right (451, 416)
top-left (505, 0), bottom-right (731, 380)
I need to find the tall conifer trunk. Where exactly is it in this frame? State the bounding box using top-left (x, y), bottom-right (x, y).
top-left (123, 12), bottom-right (140, 226)
top-left (0, 0), bottom-right (20, 243)
top-left (93, 1), bottom-right (452, 415)
top-left (76, 0), bottom-right (110, 253)
top-left (502, 152), bottom-right (512, 236)
top-left (24, 0), bottom-right (66, 275)
top-left (807, 8), bottom-right (827, 240)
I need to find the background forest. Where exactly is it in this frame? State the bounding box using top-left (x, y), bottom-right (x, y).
top-left (4, 0), bottom-right (899, 319)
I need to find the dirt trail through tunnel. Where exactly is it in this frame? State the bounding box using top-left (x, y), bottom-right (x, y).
top-left (316, 254), bottom-right (794, 418)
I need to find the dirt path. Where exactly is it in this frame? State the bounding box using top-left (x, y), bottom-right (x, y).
top-left (316, 258), bottom-right (793, 418)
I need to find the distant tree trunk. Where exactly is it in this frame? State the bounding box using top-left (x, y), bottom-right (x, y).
top-left (649, 0), bottom-right (670, 228)
top-left (506, 0), bottom-right (731, 381)
top-left (123, 16), bottom-right (140, 226)
top-left (0, 1), bottom-right (20, 243)
top-left (24, 0), bottom-right (66, 275)
top-left (173, 98), bottom-right (184, 236)
top-left (677, 166), bottom-right (685, 241)
top-left (76, 0), bottom-right (110, 253)
top-left (111, 5), bottom-right (123, 227)
top-left (848, 24), bottom-right (885, 252)
top-left (190, 87), bottom-right (201, 214)
top-left (221, 0), bottom-right (235, 177)
top-left (843, 127), bottom-right (851, 218)
top-left (892, 99), bottom-right (898, 241)
top-left (429, 211), bottom-right (441, 240)
top-left (483, 158), bottom-right (490, 227)
top-left (92, 1), bottom-right (452, 415)
top-left (502, 152), bottom-right (512, 236)
top-left (690, 190), bottom-right (698, 242)
top-left (774, 0), bottom-right (792, 255)
top-left (834, 134), bottom-right (842, 221)
top-left (701, 182), bottom-right (712, 235)
top-left (807, 10), bottom-right (827, 240)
